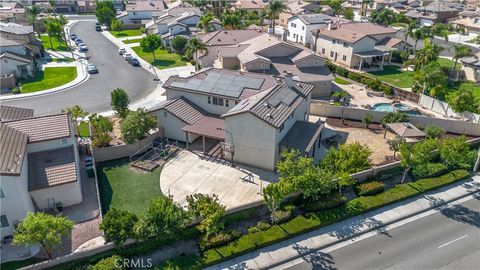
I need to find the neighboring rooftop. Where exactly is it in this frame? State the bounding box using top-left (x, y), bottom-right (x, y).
top-left (198, 29), bottom-right (264, 46)
top-left (150, 96), bottom-right (208, 125)
top-left (0, 123), bottom-right (28, 176)
top-left (0, 105), bottom-right (33, 122)
top-left (126, 0), bottom-right (168, 11)
top-left (28, 145), bottom-right (78, 191)
top-left (291, 13), bottom-right (344, 25)
top-left (3, 113), bottom-right (71, 143)
top-left (0, 21), bottom-right (33, 35)
top-left (280, 120), bottom-right (324, 154)
top-left (0, 36), bottom-right (21, 47)
top-left (317, 22), bottom-right (397, 43)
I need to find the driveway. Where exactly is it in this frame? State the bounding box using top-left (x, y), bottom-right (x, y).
top-left (160, 151), bottom-right (277, 209)
top-left (2, 20), bottom-right (157, 116)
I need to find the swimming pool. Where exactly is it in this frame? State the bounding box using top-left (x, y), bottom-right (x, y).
top-left (372, 103), bottom-right (394, 112)
top-left (372, 103), bottom-right (421, 115)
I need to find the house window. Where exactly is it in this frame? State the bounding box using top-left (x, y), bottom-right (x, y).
top-left (293, 33), bottom-right (296, 38)
top-left (212, 97), bottom-right (218, 105)
top-left (208, 96), bottom-right (211, 104)
top-left (0, 215), bottom-right (9, 228)
top-left (330, 51), bottom-right (334, 57)
top-left (3, 59), bottom-right (7, 63)
top-left (163, 111), bottom-right (168, 117)
top-left (343, 55), bottom-right (347, 61)
top-left (225, 100), bottom-right (229, 107)
top-left (321, 48), bottom-right (325, 54)
top-left (219, 98), bottom-right (224, 106)
top-left (302, 26), bottom-right (305, 30)
top-left (279, 123), bottom-right (284, 132)
top-left (332, 39), bottom-right (337, 44)
top-left (300, 36), bottom-right (303, 42)
top-left (235, 100), bottom-right (239, 105)
top-left (0, 185), bottom-right (4, 198)
top-left (343, 42), bottom-right (348, 47)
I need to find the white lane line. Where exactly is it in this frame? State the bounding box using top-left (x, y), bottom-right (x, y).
top-left (438, 235), bottom-right (469, 249)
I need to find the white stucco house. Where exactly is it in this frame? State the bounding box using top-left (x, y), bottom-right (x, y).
top-left (0, 37), bottom-right (34, 79)
top-left (287, 14), bottom-right (347, 47)
top-left (150, 68), bottom-right (327, 171)
top-left (0, 106), bottom-right (83, 238)
top-left (117, 0), bottom-right (169, 26)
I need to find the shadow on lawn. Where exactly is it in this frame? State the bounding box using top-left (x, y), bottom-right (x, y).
top-left (152, 59), bottom-right (177, 68)
top-left (20, 71), bottom-right (45, 84)
top-left (369, 66), bottom-right (404, 76)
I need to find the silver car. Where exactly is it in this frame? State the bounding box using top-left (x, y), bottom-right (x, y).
top-left (87, 64), bottom-right (98, 74)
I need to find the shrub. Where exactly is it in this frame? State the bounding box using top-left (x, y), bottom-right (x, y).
top-left (301, 193), bottom-right (346, 212)
top-left (199, 230), bottom-right (241, 251)
top-left (271, 210), bottom-right (292, 225)
top-left (423, 124), bottom-right (445, 139)
top-left (347, 72), bottom-right (362, 82)
top-left (247, 222), bottom-right (271, 234)
top-left (222, 206), bottom-right (260, 227)
top-left (12, 88), bottom-right (21, 94)
top-left (411, 162), bottom-right (447, 179)
top-left (356, 181), bottom-right (385, 196)
top-left (381, 84), bottom-right (394, 96)
top-left (89, 255), bottom-right (125, 270)
top-left (409, 169), bottom-right (470, 192)
top-left (156, 254), bottom-right (202, 270)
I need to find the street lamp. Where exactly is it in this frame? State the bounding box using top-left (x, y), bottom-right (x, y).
top-left (217, 127), bottom-right (234, 166)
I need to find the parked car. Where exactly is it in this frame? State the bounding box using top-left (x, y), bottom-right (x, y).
top-left (123, 53), bottom-right (132, 61)
top-left (87, 64), bottom-right (98, 74)
top-left (95, 25), bottom-right (102, 31)
top-left (74, 38), bottom-right (83, 45)
top-left (70, 33), bottom-right (77, 40)
top-left (78, 44), bottom-right (88, 51)
top-left (129, 58), bottom-right (140, 66)
top-left (118, 48), bottom-right (126, 55)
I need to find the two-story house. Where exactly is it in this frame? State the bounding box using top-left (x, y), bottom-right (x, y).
top-left (405, 2), bottom-right (460, 26)
top-left (117, 0), bottom-right (169, 26)
top-left (0, 37), bottom-right (35, 79)
top-left (287, 13), bottom-right (347, 47)
top-left (0, 2), bottom-right (27, 24)
top-left (279, 0), bottom-right (331, 28)
top-left (0, 106), bottom-right (83, 238)
top-left (315, 22), bottom-right (401, 71)
top-left (150, 68), bottom-right (325, 171)
top-left (0, 22), bottom-right (43, 57)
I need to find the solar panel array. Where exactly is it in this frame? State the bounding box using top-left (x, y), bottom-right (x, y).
top-left (268, 86), bottom-right (297, 107)
top-left (170, 72), bottom-right (265, 98)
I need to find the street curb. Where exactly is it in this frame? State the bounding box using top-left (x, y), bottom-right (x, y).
top-left (257, 181), bottom-right (479, 270)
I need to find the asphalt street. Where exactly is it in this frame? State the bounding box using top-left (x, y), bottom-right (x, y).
top-left (281, 197), bottom-right (480, 270)
top-left (3, 20), bottom-right (157, 115)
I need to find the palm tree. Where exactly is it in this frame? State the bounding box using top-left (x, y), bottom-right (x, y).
top-left (361, 0), bottom-right (373, 20)
top-left (198, 12), bottom-right (215, 33)
top-left (221, 11), bottom-right (242, 30)
top-left (450, 44), bottom-right (473, 80)
top-left (266, 0), bottom-right (288, 35)
top-left (403, 21), bottom-right (417, 51)
top-left (26, 4), bottom-right (41, 39)
top-left (412, 28), bottom-right (426, 51)
top-left (432, 24), bottom-right (449, 42)
top-left (186, 37), bottom-right (206, 71)
top-left (48, 0), bottom-right (57, 16)
top-left (411, 39), bottom-right (443, 71)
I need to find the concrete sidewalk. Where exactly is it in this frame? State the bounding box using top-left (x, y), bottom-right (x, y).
top-left (206, 174), bottom-right (480, 270)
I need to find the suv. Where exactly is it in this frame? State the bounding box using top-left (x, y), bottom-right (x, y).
top-left (129, 58), bottom-right (140, 66)
top-left (70, 33), bottom-right (77, 40)
top-left (118, 48), bottom-right (126, 55)
top-left (87, 64), bottom-right (98, 74)
top-left (123, 53), bottom-right (132, 61)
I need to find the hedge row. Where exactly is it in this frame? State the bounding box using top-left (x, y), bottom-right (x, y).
top-left (201, 169), bottom-right (470, 266)
top-left (356, 181), bottom-right (386, 196)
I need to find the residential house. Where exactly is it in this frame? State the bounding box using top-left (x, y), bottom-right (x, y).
top-left (197, 29), bottom-right (264, 67)
top-left (117, 0), bottom-right (169, 26)
top-left (287, 13), bottom-right (347, 47)
top-left (279, 0), bottom-right (330, 28)
top-left (0, 106), bottom-right (83, 238)
top-left (216, 33), bottom-right (334, 98)
top-left (315, 22), bottom-right (400, 71)
top-left (0, 37), bottom-right (35, 79)
top-left (405, 2), bottom-right (460, 26)
top-left (231, 0), bottom-right (267, 12)
top-left (0, 2), bottom-right (27, 24)
top-left (76, 0), bottom-right (125, 13)
top-left (0, 22), bottom-right (43, 57)
top-left (150, 68), bottom-right (326, 171)
top-left (452, 17), bottom-right (480, 35)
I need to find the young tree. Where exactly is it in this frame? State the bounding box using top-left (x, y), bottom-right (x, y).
top-left (110, 19), bottom-right (123, 32)
top-left (99, 208), bottom-right (137, 247)
top-left (62, 105), bottom-right (88, 122)
top-left (387, 136), bottom-right (405, 159)
top-left (450, 44), bottom-right (473, 79)
top-left (120, 108), bottom-right (157, 144)
top-left (337, 172), bottom-right (356, 195)
top-left (95, 1), bottom-right (116, 27)
top-left (342, 7), bottom-right (354, 20)
top-left (409, 39), bottom-right (443, 71)
top-left (262, 183), bottom-right (288, 223)
top-left (447, 88), bottom-right (479, 114)
top-left (362, 113), bottom-right (373, 129)
top-left (320, 143), bottom-right (372, 173)
top-left (13, 212), bottom-right (74, 259)
top-left (110, 88), bottom-right (130, 118)
top-left (439, 136), bottom-right (473, 169)
top-left (276, 149), bottom-right (313, 190)
top-left (186, 37), bottom-right (206, 71)
top-left (299, 168), bottom-right (336, 202)
top-left (89, 113), bottom-right (113, 148)
top-left (423, 124), bottom-right (445, 139)
top-left (399, 139), bottom-right (438, 182)
top-left (186, 193), bottom-right (226, 238)
top-left (399, 142), bottom-right (414, 183)
top-left (140, 34), bottom-right (162, 61)
top-left (44, 16), bottom-right (63, 49)
top-left (266, 0), bottom-right (288, 34)
top-left (171, 36), bottom-right (188, 55)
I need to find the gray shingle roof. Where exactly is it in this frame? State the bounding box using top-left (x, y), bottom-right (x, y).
top-left (0, 123), bottom-right (28, 176)
top-left (280, 120), bottom-right (324, 153)
top-left (151, 97), bottom-right (208, 125)
top-left (28, 145), bottom-right (78, 191)
top-left (0, 51), bottom-right (32, 63)
top-left (4, 113), bottom-right (71, 143)
top-left (0, 22), bottom-right (33, 35)
top-left (0, 105), bottom-right (34, 122)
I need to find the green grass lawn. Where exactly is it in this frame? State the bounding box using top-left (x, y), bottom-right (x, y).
top-left (97, 158), bottom-right (163, 214)
top-left (20, 67), bottom-right (77, 93)
top-left (40, 35), bottom-right (70, 51)
top-left (110, 29), bottom-right (143, 37)
top-left (334, 76), bottom-right (352, 85)
top-left (78, 121), bottom-right (90, 137)
top-left (0, 258), bottom-right (45, 270)
top-left (122, 38), bottom-right (143, 44)
top-left (50, 57), bottom-right (75, 63)
top-left (367, 65), bottom-right (415, 89)
top-left (132, 46), bottom-right (188, 69)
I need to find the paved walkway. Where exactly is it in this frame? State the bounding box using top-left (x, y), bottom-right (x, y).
top-left (206, 174), bottom-right (480, 270)
top-left (445, 33), bottom-right (480, 49)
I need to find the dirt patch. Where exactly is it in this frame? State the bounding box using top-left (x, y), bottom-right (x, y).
top-left (109, 116), bottom-right (124, 145)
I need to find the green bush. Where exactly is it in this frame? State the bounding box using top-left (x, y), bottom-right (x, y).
top-left (272, 209), bottom-right (292, 224)
top-left (301, 193), bottom-right (346, 212)
top-left (12, 88), bottom-right (21, 94)
top-left (411, 162), bottom-right (447, 179)
top-left (409, 169), bottom-right (470, 192)
top-left (369, 166), bottom-right (403, 181)
top-left (347, 72), bottom-right (361, 82)
top-left (222, 206), bottom-right (260, 226)
top-left (199, 230), bottom-right (241, 251)
top-left (356, 181), bottom-right (385, 196)
top-left (154, 254), bottom-right (202, 270)
top-left (89, 255), bottom-right (125, 270)
top-left (247, 222), bottom-right (271, 234)
top-left (381, 84), bottom-right (394, 96)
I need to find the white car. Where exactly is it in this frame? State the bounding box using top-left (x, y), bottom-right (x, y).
top-left (123, 53), bottom-right (132, 60)
top-left (118, 48), bottom-right (126, 55)
top-left (78, 44), bottom-right (88, 51)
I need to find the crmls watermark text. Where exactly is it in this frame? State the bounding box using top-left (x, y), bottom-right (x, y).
top-left (115, 258), bottom-right (153, 268)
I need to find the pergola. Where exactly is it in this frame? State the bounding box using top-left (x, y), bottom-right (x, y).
top-left (182, 116), bottom-right (225, 153)
top-left (354, 47), bottom-right (394, 71)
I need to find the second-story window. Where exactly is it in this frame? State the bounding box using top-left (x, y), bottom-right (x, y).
top-left (208, 96), bottom-right (211, 104)
top-left (213, 97), bottom-right (218, 105)
top-left (343, 55), bottom-right (347, 61)
top-left (225, 100), bottom-right (229, 107)
top-left (219, 98), bottom-right (224, 106)
top-left (321, 48), bottom-right (325, 54)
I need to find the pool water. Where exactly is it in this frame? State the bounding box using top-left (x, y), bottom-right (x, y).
top-left (394, 103), bottom-right (413, 111)
top-left (372, 103), bottom-right (394, 112)
top-left (371, 103), bottom-right (421, 115)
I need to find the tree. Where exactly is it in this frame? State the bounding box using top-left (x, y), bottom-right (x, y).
top-left (187, 193), bottom-right (225, 238)
top-left (337, 172), bottom-right (355, 195)
top-left (198, 12), bottom-right (215, 32)
top-left (320, 143), bottom-right (372, 174)
top-left (186, 37), bottom-right (206, 71)
top-left (140, 34), bottom-right (162, 61)
top-left (413, 61), bottom-right (447, 97)
top-left (26, 4), bottom-right (42, 39)
top-left (120, 108), bottom-right (157, 144)
top-left (322, 0), bottom-right (342, 16)
top-left (409, 39), bottom-right (443, 71)
top-left (95, 1), bottom-right (116, 27)
top-left (300, 168), bottom-right (336, 202)
top-left (134, 196), bottom-right (187, 241)
top-left (171, 36), bottom-right (188, 55)
top-left (276, 149), bottom-right (313, 190)
top-left (62, 105), bottom-right (88, 122)
top-left (262, 183), bottom-right (289, 223)
top-left (48, 0), bottom-right (57, 14)
top-left (266, 0), bottom-right (288, 34)
top-left (99, 208), bottom-right (137, 247)
top-left (399, 138), bottom-right (438, 182)
top-left (439, 136), bottom-right (474, 169)
top-left (44, 16), bottom-right (64, 49)
top-left (432, 24), bottom-right (449, 42)
top-left (362, 113), bottom-right (373, 129)
top-left (110, 88), bottom-right (130, 118)
top-left (89, 113), bottom-right (113, 148)
top-left (447, 88), bottom-right (479, 113)
top-left (221, 10), bottom-right (242, 30)
top-left (403, 21), bottom-right (417, 53)
top-left (387, 136), bottom-right (405, 159)
top-left (423, 124), bottom-right (445, 139)
top-left (13, 212), bottom-right (73, 259)
top-left (342, 7), bottom-right (354, 20)
top-left (450, 44), bottom-right (472, 79)
top-left (110, 19), bottom-right (123, 31)
top-left (370, 9), bottom-right (397, 26)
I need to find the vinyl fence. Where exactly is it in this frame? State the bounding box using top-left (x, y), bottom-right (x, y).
top-left (419, 94), bottom-right (480, 122)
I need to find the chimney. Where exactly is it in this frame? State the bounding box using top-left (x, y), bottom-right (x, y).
top-left (327, 23), bottom-right (332, 30)
top-left (285, 72), bottom-right (293, 88)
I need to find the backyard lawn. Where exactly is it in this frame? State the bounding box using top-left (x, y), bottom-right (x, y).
top-left (110, 29), bottom-right (143, 37)
top-left (97, 158), bottom-right (163, 214)
top-left (20, 67), bottom-right (77, 93)
top-left (40, 35), bottom-right (70, 51)
top-left (132, 46), bottom-right (188, 69)
top-left (122, 38), bottom-right (143, 44)
top-left (367, 65), bottom-right (415, 89)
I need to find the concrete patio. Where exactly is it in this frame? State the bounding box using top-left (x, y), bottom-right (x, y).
top-left (160, 150), bottom-right (277, 209)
